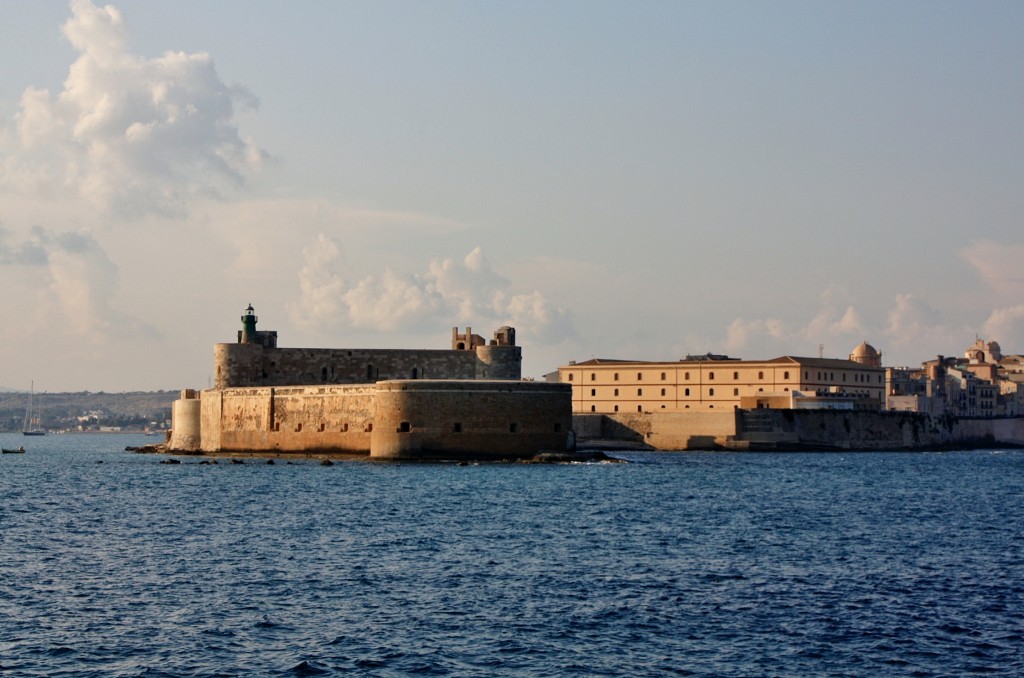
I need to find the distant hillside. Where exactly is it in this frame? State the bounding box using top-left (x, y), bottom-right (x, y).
top-left (0, 390), bottom-right (178, 432)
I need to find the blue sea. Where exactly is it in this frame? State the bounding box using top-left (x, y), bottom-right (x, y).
top-left (1, 433), bottom-right (1022, 677)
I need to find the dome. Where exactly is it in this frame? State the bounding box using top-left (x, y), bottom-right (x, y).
top-left (849, 341), bottom-right (882, 367)
top-left (851, 341), bottom-right (878, 358)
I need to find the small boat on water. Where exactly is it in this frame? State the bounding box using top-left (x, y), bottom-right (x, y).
top-left (22, 381), bottom-right (45, 436)
top-left (2, 447), bottom-right (26, 454)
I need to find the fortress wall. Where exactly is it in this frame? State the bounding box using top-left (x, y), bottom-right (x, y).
top-left (473, 345), bottom-right (522, 380)
top-left (213, 343), bottom-right (264, 389)
top-left (198, 385), bottom-right (376, 454)
top-left (371, 380), bottom-right (573, 459)
top-left (214, 345), bottom-right (485, 388)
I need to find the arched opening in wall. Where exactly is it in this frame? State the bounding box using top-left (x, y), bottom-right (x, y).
top-left (457, 342), bottom-right (466, 350)
top-left (637, 406), bottom-right (642, 412)
top-left (614, 405), bottom-right (619, 413)
top-left (590, 405), bottom-right (596, 412)
top-left (398, 421), bottom-right (411, 433)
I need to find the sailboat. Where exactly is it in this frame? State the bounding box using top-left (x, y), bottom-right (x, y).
top-left (22, 381), bottom-right (45, 436)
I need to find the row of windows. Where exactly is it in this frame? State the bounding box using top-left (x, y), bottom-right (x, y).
top-left (398, 422), bottom-right (563, 433)
top-left (568, 369), bottom-right (884, 384)
top-left (587, 387), bottom-right (780, 398)
top-left (275, 421), bottom-right (564, 434)
top-left (569, 370), bottom-right (793, 382)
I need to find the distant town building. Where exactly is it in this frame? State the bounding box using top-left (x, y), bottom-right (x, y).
top-left (886, 338), bottom-right (1024, 417)
top-left (557, 345), bottom-right (886, 414)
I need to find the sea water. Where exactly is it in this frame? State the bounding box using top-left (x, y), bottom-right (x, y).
top-left (0, 433), bottom-right (1021, 677)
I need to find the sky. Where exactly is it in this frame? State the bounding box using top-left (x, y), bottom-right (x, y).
top-left (1, 0), bottom-right (1023, 392)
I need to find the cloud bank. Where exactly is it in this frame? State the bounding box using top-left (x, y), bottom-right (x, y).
top-left (291, 240), bottom-right (575, 344)
top-left (2, 0), bottom-right (265, 218)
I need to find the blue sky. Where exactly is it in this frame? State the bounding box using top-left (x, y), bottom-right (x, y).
top-left (1, 0), bottom-right (1023, 391)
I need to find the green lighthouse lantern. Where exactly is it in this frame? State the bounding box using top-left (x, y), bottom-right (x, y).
top-left (240, 303), bottom-right (258, 344)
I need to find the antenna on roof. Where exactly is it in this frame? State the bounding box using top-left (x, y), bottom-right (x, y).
top-left (819, 344), bottom-right (824, 359)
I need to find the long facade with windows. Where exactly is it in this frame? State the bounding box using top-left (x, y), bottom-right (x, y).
top-left (557, 353), bottom-right (886, 414)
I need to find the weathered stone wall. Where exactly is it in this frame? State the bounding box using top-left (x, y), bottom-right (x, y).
top-left (214, 344), bottom-right (480, 389)
top-left (169, 396), bottom-right (201, 451)
top-left (372, 380), bottom-right (572, 459)
top-left (473, 345), bottom-right (522, 380)
top-left (573, 411), bottom-right (739, 449)
top-left (197, 385), bottom-right (376, 454)
top-left (182, 380), bottom-right (571, 459)
top-left (572, 409), bottom-right (1024, 451)
top-left (213, 344), bottom-right (523, 389)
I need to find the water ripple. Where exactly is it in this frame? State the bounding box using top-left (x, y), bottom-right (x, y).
top-left (1, 437), bottom-right (1023, 676)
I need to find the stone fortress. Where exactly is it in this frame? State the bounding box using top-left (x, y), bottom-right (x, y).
top-left (169, 305), bottom-right (573, 460)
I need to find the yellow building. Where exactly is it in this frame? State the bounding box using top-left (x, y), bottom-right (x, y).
top-left (558, 347), bottom-right (885, 414)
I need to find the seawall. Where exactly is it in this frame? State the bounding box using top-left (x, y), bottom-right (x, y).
top-left (573, 410), bottom-right (1024, 451)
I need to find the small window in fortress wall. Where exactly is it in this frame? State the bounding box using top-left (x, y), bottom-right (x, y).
top-left (295, 423), bottom-right (302, 432)
top-left (365, 423), bottom-right (373, 432)
top-left (341, 423), bottom-right (349, 432)
top-left (318, 423), bottom-right (326, 432)
top-left (590, 405), bottom-right (596, 412)
top-left (568, 374), bottom-right (574, 381)
top-left (398, 422), bottom-right (411, 433)
top-left (661, 372), bottom-right (666, 380)
top-left (453, 422), bottom-right (462, 433)
top-left (273, 421), bottom-right (280, 432)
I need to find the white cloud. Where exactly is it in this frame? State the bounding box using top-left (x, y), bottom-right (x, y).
top-left (0, 226), bottom-right (154, 343)
top-left (2, 0), bottom-right (266, 218)
top-left (981, 306), bottom-right (1024, 353)
top-left (290, 240), bottom-right (574, 344)
top-left (960, 239), bottom-right (1024, 301)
